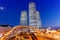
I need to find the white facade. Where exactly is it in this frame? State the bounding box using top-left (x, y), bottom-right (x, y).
top-left (29, 2), bottom-right (37, 28)
top-left (20, 11), bottom-right (27, 26)
top-left (20, 2), bottom-right (42, 28)
top-left (36, 11), bottom-right (42, 28)
top-left (29, 2), bottom-right (42, 28)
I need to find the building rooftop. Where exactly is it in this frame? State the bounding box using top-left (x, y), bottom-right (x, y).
top-left (0, 24), bottom-right (13, 27)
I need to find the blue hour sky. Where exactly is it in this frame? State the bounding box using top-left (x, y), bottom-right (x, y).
top-left (0, 0), bottom-right (60, 27)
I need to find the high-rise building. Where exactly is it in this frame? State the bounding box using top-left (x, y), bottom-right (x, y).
top-left (20, 2), bottom-right (42, 28)
top-left (20, 11), bottom-right (27, 26)
top-left (29, 2), bottom-right (37, 28)
top-left (36, 11), bottom-right (42, 28)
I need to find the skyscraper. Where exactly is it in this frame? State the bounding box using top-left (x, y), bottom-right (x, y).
top-left (20, 2), bottom-right (42, 28)
top-left (20, 11), bottom-right (27, 26)
top-left (36, 11), bottom-right (42, 28)
top-left (29, 2), bottom-right (37, 28)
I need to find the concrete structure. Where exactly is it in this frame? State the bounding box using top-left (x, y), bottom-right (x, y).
top-left (20, 11), bottom-right (27, 26)
top-left (20, 2), bottom-right (42, 28)
top-left (29, 2), bottom-right (42, 28)
top-left (36, 11), bottom-right (42, 28)
top-left (29, 2), bottom-right (37, 28)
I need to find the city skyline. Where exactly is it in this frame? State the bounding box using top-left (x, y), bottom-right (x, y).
top-left (20, 2), bottom-right (42, 28)
top-left (0, 0), bottom-right (60, 27)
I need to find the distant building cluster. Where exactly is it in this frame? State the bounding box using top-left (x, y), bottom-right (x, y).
top-left (0, 25), bottom-right (12, 33)
top-left (20, 2), bottom-right (42, 29)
